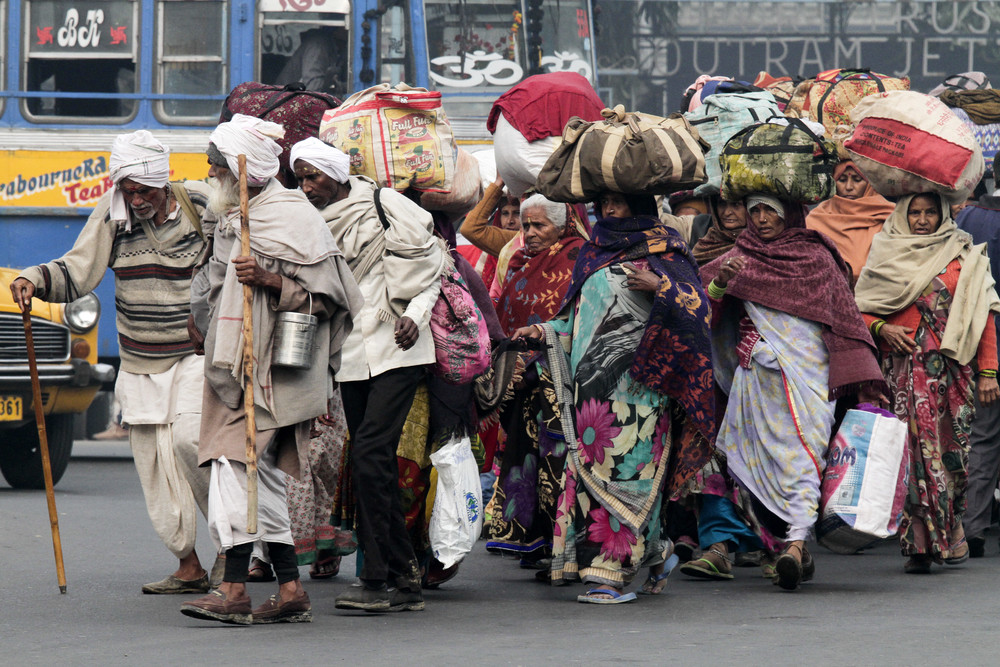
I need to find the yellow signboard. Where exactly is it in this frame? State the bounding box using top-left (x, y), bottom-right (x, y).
top-left (0, 151), bottom-right (212, 208)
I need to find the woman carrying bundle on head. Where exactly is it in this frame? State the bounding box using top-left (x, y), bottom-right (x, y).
top-left (701, 194), bottom-right (886, 591)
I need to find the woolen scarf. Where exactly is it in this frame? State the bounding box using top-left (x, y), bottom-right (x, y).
top-left (701, 200), bottom-right (885, 398)
top-left (564, 215), bottom-right (716, 442)
top-left (855, 193), bottom-right (1000, 365)
top-left (691, 200), bottom-right (746, 266)
top-left (806, 162), bottom-right (896, 279)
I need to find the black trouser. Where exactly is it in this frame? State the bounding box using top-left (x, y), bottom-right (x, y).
top-left (224, 542), bottom-right (299, 584)
top-left (341, 365), bottom-right (424, 591)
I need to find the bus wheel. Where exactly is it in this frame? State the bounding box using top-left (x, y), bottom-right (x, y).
top-left (0, 414), bottom-right (74, 489)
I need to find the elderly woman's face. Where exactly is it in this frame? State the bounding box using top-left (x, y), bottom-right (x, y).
top-left (718, 201), bottom-right (748, 231)
top-left (907, 194), bottom-right (942, 235)
top-left (521, 207), bottom-right (561, 255)
top-left (749, 203), bottom-right (786, 241)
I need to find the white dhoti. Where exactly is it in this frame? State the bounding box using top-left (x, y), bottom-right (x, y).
top-left (118, 354), bottom-right (209, 559)
top-left (208, 437), bottom-right (294, 551)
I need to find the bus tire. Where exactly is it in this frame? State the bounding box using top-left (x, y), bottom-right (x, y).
top-left (0, 414), bottom-right (75, 489)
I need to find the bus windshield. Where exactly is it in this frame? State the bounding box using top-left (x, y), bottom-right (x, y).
top-left (424, 0), bottom-right (595, 118)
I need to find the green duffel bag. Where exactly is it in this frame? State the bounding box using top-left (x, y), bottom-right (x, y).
top-left (536, 105), bottom-right (709, 203)
top-left (719, 118), bottom-right (838, 204)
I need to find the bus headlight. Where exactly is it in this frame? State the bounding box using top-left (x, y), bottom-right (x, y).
top-left (64, 293), bottom-right (101, 333)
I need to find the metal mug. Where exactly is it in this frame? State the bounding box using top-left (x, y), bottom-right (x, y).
top-left (271, 293), bottom-right (317, 369)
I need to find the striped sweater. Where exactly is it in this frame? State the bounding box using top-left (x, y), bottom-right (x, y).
top-left (19, 180), bottom-right (215, 374)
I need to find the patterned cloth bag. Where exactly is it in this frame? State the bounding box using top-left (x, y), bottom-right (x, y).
top-left (535, 105), bottom-right (708, 203)
top-left (430, 271), bottom-right (491, 384)
top-left (804, 69), bottom-right (910, 137)
top-left (720, 117), bottom-right (838, 203)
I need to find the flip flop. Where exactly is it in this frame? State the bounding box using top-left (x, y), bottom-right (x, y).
top-left (576, 588), bottom-right (637, 605)
top-left (247, 559), bottom-right (275, 583)
top-left (638, 554), bottom-right (680, 595)
top-left (944, 538), bottom-right (969, 565)
top-left (309, 556), bottom-right (341, 580)
top-left (679, 549), bottom-right (734, 581)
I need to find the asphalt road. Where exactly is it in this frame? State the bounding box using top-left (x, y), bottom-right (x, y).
top-left (3, 443), bottom-right (999, 665)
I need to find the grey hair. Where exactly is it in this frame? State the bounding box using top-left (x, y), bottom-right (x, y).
top-left (520, 193), bottom-right (567, 229)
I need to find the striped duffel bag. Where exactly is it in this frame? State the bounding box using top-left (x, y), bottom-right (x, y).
top-left (535, 105), bottom-right (709, 203)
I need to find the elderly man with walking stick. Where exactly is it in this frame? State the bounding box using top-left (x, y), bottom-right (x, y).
top-left (180, 114), bottom-right (362, 625)
top-left (10, 130), bottom-right (218, 595)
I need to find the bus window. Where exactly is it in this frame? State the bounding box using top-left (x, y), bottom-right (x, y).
top-left (154, 0), bottom-right (227, 123)
top-left (257, 4), bottom-right (350, 97)
top-left (23, 0), bottom-right (138, 121)
top-left (380, 3), bottom-right (413, 85)
top-left (424, 0), bottom-right (595, 117)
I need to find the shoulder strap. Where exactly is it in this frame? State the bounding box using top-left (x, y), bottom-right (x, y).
top-left (171, 181), bottom-right (207, 242)
top-left (373, 187), bottom-right (390, 230)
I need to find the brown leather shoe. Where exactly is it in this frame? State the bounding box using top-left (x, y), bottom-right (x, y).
top-left (180, 589), bottom-right (252, 625)
top-left (252, 592), bottom-right (312, 624)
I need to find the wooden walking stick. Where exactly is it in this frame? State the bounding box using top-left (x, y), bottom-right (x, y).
top-left (238, 154), bottom-right (258, 534)
top-left (21, 307), bottom-right (68, 593)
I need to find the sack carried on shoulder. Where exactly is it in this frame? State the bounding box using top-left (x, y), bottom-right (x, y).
top-left (684, 90), bottom-right (782, 196)
top-left (720, 117), bottom-right (838, 204)
top-left (319, 83), bottom-right (456, 192)
top-left (535, 105), bottom-right (709, 203)
top-left (430, 271), bottom-right (491, 384)
top-left (817, 405), bottom-right (909, 555)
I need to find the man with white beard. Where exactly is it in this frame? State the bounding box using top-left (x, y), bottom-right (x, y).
top-left (181, 115), bottom-right (362, 625)
top-left (10, 131), bottom-right (218, 595)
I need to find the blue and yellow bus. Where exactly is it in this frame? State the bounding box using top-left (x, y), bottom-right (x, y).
top-left (0, 0), bottom-right (598, 364)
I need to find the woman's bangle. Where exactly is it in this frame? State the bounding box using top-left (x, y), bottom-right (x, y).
top-left (531, 324), bottom-right (544, 336)
top-left (707, 280), bottom-right (727, 300)
top-left (870, 319), bottom-right (886, 337)
top-left (979, 369), bottom-right (997, 378)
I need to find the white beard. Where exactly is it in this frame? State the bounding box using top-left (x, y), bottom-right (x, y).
top-left (207, 175), bottom-right (241, 216)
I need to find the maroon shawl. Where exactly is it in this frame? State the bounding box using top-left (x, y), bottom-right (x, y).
top-left (701, 202), bottom-right (885, 398)
top-left (497, 237), bottom-right (584, 335)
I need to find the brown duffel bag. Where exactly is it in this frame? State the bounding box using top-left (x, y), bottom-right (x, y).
top-left (535, 105), bottom-right (709, 203)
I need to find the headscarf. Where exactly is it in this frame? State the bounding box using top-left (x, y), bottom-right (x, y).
top-left (691, 198), bottom-right (746, 265)
top-left (108, 130), bottom-right (171, 231)
top-left (702, 196), bottom-right (885, 398)
top-left (209, 114), bottom-right (284, 186)
top-left (745, 194), bottom-right (784, 220)
top-left (806, 161), bottom-right (896, 280)
top-left (565, 215), bottom-right (716, 446)
top-left (497, 219), bottom-right (583, 335)
top-left (855, 193), bottom-right (1000, 364)
top-left (289, 137), bottom-right (350, 184)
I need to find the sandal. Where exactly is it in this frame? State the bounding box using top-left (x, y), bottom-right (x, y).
top-left (639, 554), bottom-right (680, 595)
top-left (679, 544), bottom-right (734, 581)
top-left (309, 555), bottom-right (341, 580)
top-left (247, 557), bottom-right (275, 583)
top-left (760, 554), bottom-right (777, 580)
top-left (774, 541), bottom-right (804, 591)
top-left (944, 537), bottom-right (969, 565)
top-left (576, 588), bottom-right (637, 605)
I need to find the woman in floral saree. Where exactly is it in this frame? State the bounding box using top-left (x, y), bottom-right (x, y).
top-left (856, 192), bottom-right (1000, 573)
top-left (515, 192), bottom-right (715, 604)
top-left (701, 194), bottom-right (886, 591)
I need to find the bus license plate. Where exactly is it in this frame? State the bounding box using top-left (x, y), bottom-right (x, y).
top-left (0, 396), bottom-right (23, 421)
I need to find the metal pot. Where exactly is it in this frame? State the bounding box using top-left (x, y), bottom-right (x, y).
top-left (271, 296), bottom-right (317, 370)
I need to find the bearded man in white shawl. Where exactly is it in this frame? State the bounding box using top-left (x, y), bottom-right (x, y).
top-left (10, 131), bottom-right (218, 595)
top-left (287, 137), bottom-right (447, 614)
top-left (180, 115), bottom-right (362, 625)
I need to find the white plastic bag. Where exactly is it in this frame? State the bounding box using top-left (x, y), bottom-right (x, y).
top-left (428, 435), bottom-right (483, 568)
top-left (493, 112), bottom-right (561, 197)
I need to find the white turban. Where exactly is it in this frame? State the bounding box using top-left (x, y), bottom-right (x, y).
top-left (209, 114), bottom-right (285, 187)
top-left (289, 137), bottom-right (350, 184)
top-left (108, 130), bottom-right (171, 230)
